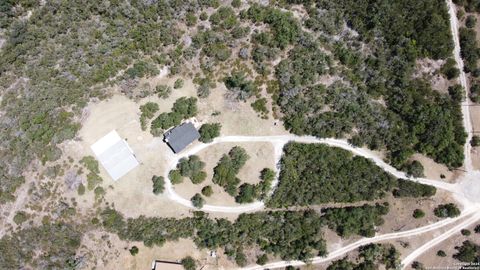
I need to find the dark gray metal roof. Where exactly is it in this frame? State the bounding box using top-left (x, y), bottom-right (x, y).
top-left (164, 122), bottom-right (200, 153)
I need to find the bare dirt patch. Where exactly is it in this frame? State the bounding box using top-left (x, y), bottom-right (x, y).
top-left (411, 154), bottom-right (462, 183)
top-left (378, 191), bottom-right (456, 234)
top-left (409, 223), bottom-right (480, 270)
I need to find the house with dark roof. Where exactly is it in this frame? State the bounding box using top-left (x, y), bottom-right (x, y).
top-left (164, 122), bottom-right (200, 153)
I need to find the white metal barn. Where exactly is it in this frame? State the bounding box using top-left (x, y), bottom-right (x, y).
top-left (90, 130), bottom-right (139, 181)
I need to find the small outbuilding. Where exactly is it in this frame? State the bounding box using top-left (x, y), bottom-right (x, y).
top-left (151, 260), bottom-right (183, 270)
top-left (164, 122), bottom-right (200, 153)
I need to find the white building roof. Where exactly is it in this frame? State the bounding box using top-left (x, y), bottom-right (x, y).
top-left (90, 130), bottom-right (139, 181)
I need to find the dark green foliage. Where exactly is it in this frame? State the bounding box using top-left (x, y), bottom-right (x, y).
top-left (466, 15), bottom-right (477, 28)
top-left (454, 0), bottom-right (480, 12)
top-left (169, 170), bottom-right (183, 185)
top-left (198, 123), bottom-right (221, 143)
top-left (412, 261), bottom-right (425, 270)
top-left (328, 244), bottom-right (400, 270)
top-left (403, 160), bottom-right (425, 178)
top-left (437, 250), bottom-right (447, 257)
top-left (181, 256), bottom-right (196, 270)
top-left (268, 143), bottom-right (396, 207)
top-left (129, 246), bottom-right (139, 256)
top-left (276, 0), bottom-right (464, 170)
top-left (177, 155), bottom-right (207, 184)
top-left (246, 4), bottom-right (301, 49)
top-left (125, 61), bottom-right (159, 79)
top-left (257, 168), bottom-right (275, 199)
top-left (13, 211), bottom-right (28, 225)
top-left (322, 203), bottom-right (389, 238)
top-left (359, 244), bottom-right (401, 269)
top-left (80, 156), bottom-right (99, 174)
top-left (156, 85), bottom-right (172, 99)
top-left (434, 203), bottom-right (461, 218)
top-left (231, 0), bottom-right (241, 8)
top-left (224, 71), bottom-right (258, 100)
top-left (460, 27), bottom-right (479, 73)
top-left (140, 102), bottom-right (159, 130)
top-left (453, 240), bottom-right (480, 263)
top-left (413, 209), bottom-right (425, 219)
top-left (393, 180), bottom-right (436, 198)
top-left (326, 0), bottom-right (453, 59)
top-left (152, 175), bottom-right (165, 195)
top-left (462, 229), bottom-right (472, 236)
top-left (0, 222), bottom-right (82, 269)
top-left (212, 147), bottom-right (249, 195)
top-left (235, 183), bottom-right (259, 204)
top-left (151, 97), bottom-right (197, 132)
top-left (191, 193), bottom-right (205, 209)
top-left (174, 79), bottom-right (184, 89)
top-left (94, 186), bottom-right (106, 200)
top-left (256, 254), bottom-right (268, 265)
top-left (251, 98), bottom-right (269, 118)
top-left (441, 58), bottom-right (460, 80)
top-left (470, 84), bottom-right (480, 103)
top-left (327, 258), bottom-right (356, 270)
top-left (209, 7), bottom-right (237, 30)
top-left (77, 183), bottom-right (86, 196)
top-left (448, 84), bottom-right (465, 103)
top-left (471, 136), bottom-right (480, 147)
top-left (235, 251), bottom-right (247, 267)
top-left (201, 186), bottom-right (213, 197)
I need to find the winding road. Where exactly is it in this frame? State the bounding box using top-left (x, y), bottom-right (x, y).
top-left (160, 1), bottom-right (479, 268)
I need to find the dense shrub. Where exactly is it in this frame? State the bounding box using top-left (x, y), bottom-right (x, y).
top-left (434, 203), bottom-right (461, 218)
top-left (441, 58), bottom-right (460, 80)
top-left (413, 209), bottom-right (425, 219)
top-left (198, 123), bottom-right (221, 143)
top-left (201, 186), bottom-right (213, 197)
top-left (393, 180), bottom-right (436, 198)
top-left (322, 203), bottom-right (389, 238)
top-left (177, 156), bottom-right (207, 184)
top-left (268, 143), bottom-right (396, 207)
top-left (181, 256), bottom-right (196, 270)
top-left (152, 175), bottom-right (165, 195)
top-left (212, 146), bottom-right (249, 195)
top-left (453, 240), bottom-right (480, 263)
top-left (191, 194), bottom-right (205, 208)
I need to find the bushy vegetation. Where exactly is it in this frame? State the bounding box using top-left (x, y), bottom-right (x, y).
top-left (181, 256), bottom-right (196, 270)
top-left (460, 27), bottom-right (479, 73)
top-left (453, 240), bottom-right (480, 263)
top-left (413, 209), bottom-right (425, 219)
top-left (198, 123), bottom-right (221, 143)
top-left (151, 97), bottom-right (197, 134)
top-left (155, 85), bottom-right (172, 99)
top-left (191, 193), bottom-right (205, 208)
top-left (0, 222), bottom-right (82, 269)
top-left (322, 203), bottom-right (389, 238)
top-left (268, 143), bottom-right (396, 207)
top-left (139, 102), bottom-right (159, 130)
top-left (176, 155), bottom-right (207, 184)
top-left (276, 0), bottom-right (464, 170)
top-left (441, 58), bottom-right (460, 80)
top-left (328, 244), bottom-right (401, 270)
top-left (224, 71), bottom-right (258, 101)
top-left (201, 186), bottom-right (213, 197)
top-left (212, 146), bottom-right (249, 195)
top-left (235, 168), bottom-right (275, 203)
top-left (393, 180), bottom-right (436, 198)
top-left (101, 203), bottom-right (390, 265)
top-left (434, 203), bottom-right (461, 218)
top-left (152, 175), bottom-right (165, 195)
